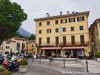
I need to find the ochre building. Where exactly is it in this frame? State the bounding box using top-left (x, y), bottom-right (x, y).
top-left (89, 18), bottom-right (100, 52)
top-left (34, 11), bottom-right (91, 58)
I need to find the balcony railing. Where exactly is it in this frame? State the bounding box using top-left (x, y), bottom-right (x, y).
top-left (37, 41), bottom-right (89, 47)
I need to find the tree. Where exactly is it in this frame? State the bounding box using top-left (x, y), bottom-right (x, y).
top-left (0, 0), bottom-right (27, 44)
top-left (29, 34), bottom-right (35, 40)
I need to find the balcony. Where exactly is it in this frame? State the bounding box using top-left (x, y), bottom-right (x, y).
top-left (37, 41), bottom-right (89, 47)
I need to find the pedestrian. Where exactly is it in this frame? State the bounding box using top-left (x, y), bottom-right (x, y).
top-left (32, 53), bottom-right (34, 62)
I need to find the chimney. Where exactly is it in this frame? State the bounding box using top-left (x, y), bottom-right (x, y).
top-left (76, 12), bottom-right (78, 14)
top-left (60, 11), bottom-right (62, 15)
top-left (46, 13), bottom-right (50, 17)
top-left (72, 11), bottom-right (75, 14)
top-left (67, 11), bottom-right (69, 14)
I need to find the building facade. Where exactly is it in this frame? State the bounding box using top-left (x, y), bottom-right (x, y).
top-left (0, 40), bottom-right (16, 53)
top-left (11, 37), bottom-right (27, 54)
top-left (26, 40), bottom-right (35, 54)
top-left (89, 18), bottom-right (100, 52)
top-left (34, 11), bottom-right (91, 57)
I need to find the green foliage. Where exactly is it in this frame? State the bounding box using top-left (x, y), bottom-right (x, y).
top-left (29, 34), bottom-right (35, 40)
top-left (95, 52), bottom-right (100, 58)
top-left (5, 72), bottom-right (12, 75)
top-left (20, 59), bottom-right (28, 66)
top-left (0, 67), bottom-right (13, 75)
top-left (0, 0), bottom-right (27, 44)
top-left (0, 67), bottom-right (4, 73)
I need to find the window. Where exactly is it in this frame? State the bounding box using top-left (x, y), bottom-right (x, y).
top-left (47, 29), bottom-right (51, 33)
top-left (69, 18), bottom-right (75, 22)
top-left (63, 36), bottom-right (66, 45)
top-left (62, 27), bottom-right (66, 32)
top-left (79, 26), bottom-right (83, 30)
top-left (71, 27), bottom-right (74, 31)
top-left (80, 35), bottom-right (84, 45)
top-left (17, 43), bottom-right (20, 50)
top-left (61, 19), bottom-right (67, 24)
top-left (22, 43), bottom-right (25, 49)
top-left (6, 46), bottom-right (10, 49)
top-left (39, 38), bottom-right (42, 45)
top-left (39, 22), bottom-right (42, 26)
top-left (55, 28), bottom-right (59, 32)
top-left (39, 30), bottom-right (42, 34)
top-left (71, 36), bottom-right (75, 45)
top-left (55, 20), bottom-right (58, 24)
top-left (47, 21), bottom-right (50, 25)
top-left (55, 37), bottom-right (59, 46)
top-left (77, 16), bottom-right (84, 21)
top-left (47, 37), bottom-right (50, 44)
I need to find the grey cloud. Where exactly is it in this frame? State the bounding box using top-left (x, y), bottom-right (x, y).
top-left (10, 0), bottom-right (100, 34)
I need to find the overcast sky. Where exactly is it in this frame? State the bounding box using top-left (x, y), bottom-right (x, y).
top-left (10, 0), bottom-right (100, 34)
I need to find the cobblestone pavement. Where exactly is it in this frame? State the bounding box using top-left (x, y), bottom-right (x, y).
top-left (14, 61), bottom-right (65, 75)
top-left (14, 59), bottom-right (100, 75)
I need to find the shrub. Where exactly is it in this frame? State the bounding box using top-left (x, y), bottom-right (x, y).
top-left (0, 67), bottom-right (4, 72)
top-left (0, 67), bottom-right (13, 75)
top-left (95, 52), bottom-right (100, 58)
top-left (20, 59), bottom-right (28, 66)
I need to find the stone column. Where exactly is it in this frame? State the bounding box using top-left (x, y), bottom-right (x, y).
top-left (42, 50), bottom-right (45, 56)
top-left (61, 49), bottom-right (64, 57)
top-left (71, 50), bottom-right (73, 57)
top-left (82, 49), bottom-right (84, 56)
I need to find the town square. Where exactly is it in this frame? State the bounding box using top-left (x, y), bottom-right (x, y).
top-left (0, 0), bottom-right (100, 75)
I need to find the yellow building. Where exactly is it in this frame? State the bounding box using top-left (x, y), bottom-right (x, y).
top-left (34, 11), bottom-right (91, 57)
top-left (26, 40), bottom-right (35, 54)
top-left (26, 40), bottom-right (31, 54)
top-left (89, 18), bottom-right (100, 52)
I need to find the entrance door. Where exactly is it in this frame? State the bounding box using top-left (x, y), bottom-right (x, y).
top-left (73, 50), bottom-right (77, 58)
top-left (45, 50), bottom-right (51, 56)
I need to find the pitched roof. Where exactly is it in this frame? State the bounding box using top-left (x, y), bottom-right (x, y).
top-left (89, 18), bottom-right (100, 30)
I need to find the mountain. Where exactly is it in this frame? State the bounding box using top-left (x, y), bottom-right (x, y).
top-left (18, 27), bottom-right (32, 37)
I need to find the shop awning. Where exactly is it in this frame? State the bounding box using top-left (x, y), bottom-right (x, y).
top-left (41, 47), bottom-right (61, 50)
top-left (40, 46), bottom-right (85, 50)
top-left (63, 47), bottom-right (85, 49)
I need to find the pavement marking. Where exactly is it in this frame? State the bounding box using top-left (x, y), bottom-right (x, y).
top-left (62, 71), bottom-right (100, 74)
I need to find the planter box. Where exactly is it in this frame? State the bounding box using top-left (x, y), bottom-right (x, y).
top-left (97, 58), bottom-right (100, 62)
top-left (19, 66), bottom-right (27, 73)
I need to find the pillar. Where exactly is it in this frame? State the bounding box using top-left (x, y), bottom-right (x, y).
top-left (42, 50), bottom-right (45, 56)
top-left (71, 50), bottom-right (73, 57)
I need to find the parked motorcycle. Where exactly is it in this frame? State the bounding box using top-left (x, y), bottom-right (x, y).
top-left (6, 55), bottom-right (20, 72)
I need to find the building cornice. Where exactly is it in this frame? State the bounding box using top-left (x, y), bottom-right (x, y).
top-left (34, 11), bottom-right (90, 21)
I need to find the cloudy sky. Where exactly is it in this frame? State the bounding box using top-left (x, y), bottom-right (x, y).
top-left (10, 0), bottom-right (100, 34)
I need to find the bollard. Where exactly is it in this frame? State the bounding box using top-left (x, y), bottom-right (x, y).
top-left (86, 60), bottom-right (89, 73)
top-left (39, 56), bottom-right (41, 64)
top-left (63, 58), bottom-right (66, 68)
top-left (49, 59), bottom-right (51, 66)
top-left (49, 57), bottom-right (53, 66)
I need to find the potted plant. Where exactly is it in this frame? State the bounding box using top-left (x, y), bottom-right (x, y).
top-left (19, 58), bottom-right (28, 73)
top-left (95, 52), bottom-right (100, 61)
